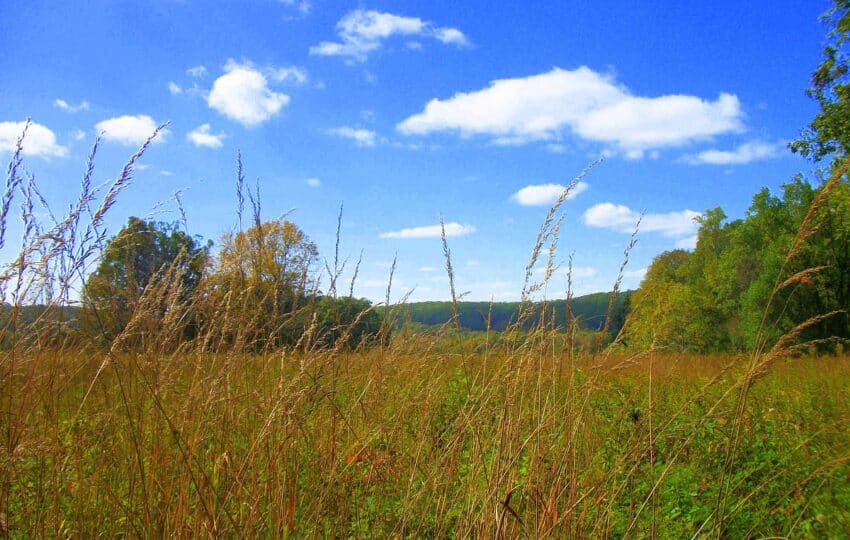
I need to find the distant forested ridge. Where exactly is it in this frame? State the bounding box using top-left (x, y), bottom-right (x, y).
top-left (394, 291), bottom-right (630, 332)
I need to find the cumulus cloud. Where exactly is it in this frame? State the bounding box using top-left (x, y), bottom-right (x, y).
top-left (95, 115), bottom-right (167, 146)
top-left (583, 203), bottom-right (701, 238)
top-left (208, 60), bottom-right (290, 126)
top-left (310, 9), bottom-right (468, 62)
top-left (306, 177), bottom-right (321, 187)
top-left (168, 81), bottom-right (183, 95)
top-left (380, 222), bottom-right (476, 239)
top-left (328, 126), bottom-right (378, 147)
top-left (511, 181), bottom-right (588, 206)
top-left (398, 66), bottom-right (744, 157)
top-left (187, 123), bottom-right (226, 148)
top-left (0, 121), bottom-right (68, 158)
top-left (684, 140), bottom-right (784, 165)
top-left (54, 99), bottom-right (90, 113)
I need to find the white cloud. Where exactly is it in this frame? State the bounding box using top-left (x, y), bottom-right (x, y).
top-left (328, 126), bottom-right (377, 147)
top-left (72, 129), bottom-right (86, 141)
top-left (269, 65), bottom-right (309, 85)
top-left (187, 123), bottom-right (226, 148)
top-left (511, 181), bottom-right (588, 206)
top-left (398, 66), bottom-right (744, 156)
top-left (95, 115), bottom-right (167, 146)
top-left (572, 266), bottom-right (597, 278)
top-left (583, 203), bottom-right (701, 238)
top-left (168, 81), bottom-right (183, 95)
top-left (0, 121), bottom-right (68, 158)
top-left (309, 9), bottom-right (468, 62)
top-left (624, 267), bottom-right (648, 279)
top-left (534, 264), bottom-right (596, 279)
top-left (419, 265), bottom-right (437, 272)
top-left (574, 94), bottom-right (742, 157)
top-left (675, 235), bottom-right (698, 250)
top-left (280, 0), bottom-right (311, 15)
top-left (380, 222), bottom-right (476, 239)
top-left (306, 177), bottom-right (321, 187)
top-left (186, 65), bottom-right (207, 78)
top-left (684, 140), bottom-right (784, 165)
top-left (434, 27), bottom-right (469, 46)
top-left (160, 170), bottom-right (174, 177)
top-left (53, 99), bottom-right (90, 113)
top-left (208, 60), bottom-right (290, 126)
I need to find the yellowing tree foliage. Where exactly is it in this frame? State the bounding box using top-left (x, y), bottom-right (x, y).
top-left (202, 219), bottom-right (318, 350)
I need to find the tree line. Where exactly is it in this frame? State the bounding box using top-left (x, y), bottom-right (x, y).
top-left (78, 216), bottom-right (383, 352)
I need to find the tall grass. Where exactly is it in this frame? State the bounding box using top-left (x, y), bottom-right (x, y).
top-left (1, 129), bottom-right (849, 537)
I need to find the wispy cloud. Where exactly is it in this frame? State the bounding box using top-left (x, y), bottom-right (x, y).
top-left (53, 99), bottom-right (90, 113)
top-left (674, 235), bottom-right (698, 249)
top-left (94, 115), bottom-right (168, 146)
top-left (511, 181), bottom-right (588, 206)
top-left (380, 222), bottom-right (476, 239)
top-left (398, 66), bottom-right (743, 157)
top-left (328, 126), bottom-right (378, 147)
top-left (186, 65), bottom-right (207, 78)
top-left (187, 123), bottom-right (226, 148)
top-left (583, 203), bottom-right (701, 239)
top-left (279, 0), bottom-right (311, 15)
top-left (534, 264), bottom-right (597, 281)
top-left (306, 177), bottom-right (321, 187)
top-left (208, 59), bottom-right (290, 126)
top-left (684, 140), bottom-right (785, 165)
top-left (269, 65), bottom-right (309, 85)
top-left (624, 267), bottom-right (647, 279)
top-left (168, 81), bottom-right (183, 95)
top-left (0, 121), bottom-right (68, 158)
top-left (310, 9), bottom-right (469, 62)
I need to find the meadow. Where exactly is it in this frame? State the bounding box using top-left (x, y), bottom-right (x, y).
top-left (3, 342), bottom-right (850, 537)
top-left (2, 86), bottom-right (850, 539)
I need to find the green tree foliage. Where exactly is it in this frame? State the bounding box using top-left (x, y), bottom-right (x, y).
top-left (81, 217), bottom-right (209, 344)
top-left (628, 178), bottom-right (850, 353)
top-left (791, 0), bottom-right (850, 162)
top-left (313, 296), bottom-right (383, 349)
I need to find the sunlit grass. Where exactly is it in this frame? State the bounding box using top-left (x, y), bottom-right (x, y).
top-left (4, 347), bottom-right (850, 537)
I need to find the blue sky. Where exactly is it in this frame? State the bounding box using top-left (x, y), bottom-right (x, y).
top-left (0, 0), bottom-right (833, 302)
